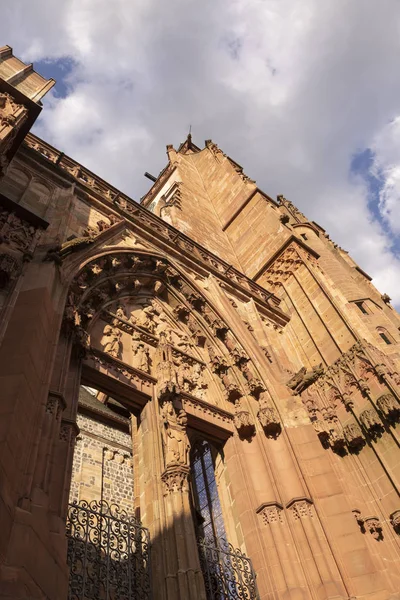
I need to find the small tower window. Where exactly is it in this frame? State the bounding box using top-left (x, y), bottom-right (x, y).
top-left (301, 233), bottom-right (308, 241)
top-left (355, 301), bottom-right (368, 315)
top-left (377, 327), bottom-right (395, 345)
top-left (379, 332), bottom-right (392, 345)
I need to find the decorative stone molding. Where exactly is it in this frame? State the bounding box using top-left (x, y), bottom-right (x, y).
top-left (0, 252), bottom-right (21, 288)
top-left (286, 497), bottom-right (314, 520)
top-left (90, 347), bottom-right (156, 391)
top-left (161, 464), bottom-right (190, 495)
top-left (256, 502), bottom-right (284, 525)
top-left (0, 209), bottom-right (38, 253)
top-left (45, 215), bottom-right (121, 263)
top-left (24, 133), bottom-right (286, 323)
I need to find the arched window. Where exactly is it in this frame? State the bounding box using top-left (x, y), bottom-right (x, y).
top-left (377, 327), bottom-right (395, 345)
top-left (190, 440), bottom-right (227, 546)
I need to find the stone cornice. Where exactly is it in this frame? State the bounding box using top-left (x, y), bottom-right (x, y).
top-left (21, 133), bottom-right (289, 326)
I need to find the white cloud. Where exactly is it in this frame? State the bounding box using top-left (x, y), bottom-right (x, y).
top-left (2, 0), bottom-right (400, 304)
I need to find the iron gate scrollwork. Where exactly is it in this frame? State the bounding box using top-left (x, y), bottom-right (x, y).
top-left (66, 500), bottom-right (151, 600)
top-left (197, 537), bottom-right (260, 600)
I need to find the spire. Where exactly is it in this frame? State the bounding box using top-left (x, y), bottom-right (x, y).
top-left (177, 128), bottom-right (201, 154)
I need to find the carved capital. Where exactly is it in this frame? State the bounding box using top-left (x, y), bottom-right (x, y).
top-left (161, 464), bottom-right (190, 495)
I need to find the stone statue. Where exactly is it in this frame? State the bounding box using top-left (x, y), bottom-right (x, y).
top-left (135, 302), bottom-right (158, 333)
top-left (192, 362), bottom-right (207, 399)
top-left (131, 331), bottom-right (150, 372)
top-left (162, 402), bottom-right (190, 466)
top-left (102, 325), bottom-right (122, 358)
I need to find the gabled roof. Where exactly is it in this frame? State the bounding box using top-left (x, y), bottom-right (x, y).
top-left (177, 133), bottom-right (201, 154)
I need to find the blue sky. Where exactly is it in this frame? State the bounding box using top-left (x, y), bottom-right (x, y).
top-left (1, 0), bottom-right (400, 305)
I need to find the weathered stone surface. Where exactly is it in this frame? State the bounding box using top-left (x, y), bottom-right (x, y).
top-left (0, 54), bottom-right (400, 600)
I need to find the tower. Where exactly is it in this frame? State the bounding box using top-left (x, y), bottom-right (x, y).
top-left (0, 51), bottom-right (400, 600)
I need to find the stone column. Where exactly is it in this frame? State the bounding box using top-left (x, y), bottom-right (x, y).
top-left (159, 397), bottom-right (206, 600)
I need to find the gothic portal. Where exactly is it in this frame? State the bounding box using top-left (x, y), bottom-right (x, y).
top-left (1, 45), bottom-right (400, 600)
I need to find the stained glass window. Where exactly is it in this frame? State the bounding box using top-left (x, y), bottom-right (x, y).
top-left (190, 440), bottom-right (228, 547)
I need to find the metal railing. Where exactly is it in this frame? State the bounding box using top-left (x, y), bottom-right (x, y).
top-left (66, 500), bottom-right (151, 600)
top-left (197, 537), bottom-right (260, 600)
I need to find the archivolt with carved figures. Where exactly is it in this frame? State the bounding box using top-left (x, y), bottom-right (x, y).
top-left (58, 247), bottom-right (281, 440)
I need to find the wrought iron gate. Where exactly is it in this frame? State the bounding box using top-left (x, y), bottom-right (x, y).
top-left (66, 500), bottom-right (151, 600)
top-left (197, 537), bottom-right (260, 600)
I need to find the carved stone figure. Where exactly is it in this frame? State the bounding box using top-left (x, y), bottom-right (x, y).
top-left (156, 342), bottom-right (179, 399)
top-left (175, 356), bottom-right (192, 393)
top-left (200, 304), bottom-right (226, 334)
top-left (287, 364), bottom-right (324, 395)
top-left (0, 209), bottom-right (36, 253)
top-left (135, 302), bottom-right (158, 333)
top-left (174, 330), bottom-right (194, 353)
top-left (102, 325), bottom-right (122, 358)
top-left (162, 402), bottom-right (190, 466)
top-left (131, 331), bottom-right (150, 372)
top-left (192, 362), bottom-right (207, 399)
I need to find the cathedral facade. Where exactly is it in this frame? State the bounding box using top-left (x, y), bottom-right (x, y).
top-left (1, 45), bottom-right (400, 600)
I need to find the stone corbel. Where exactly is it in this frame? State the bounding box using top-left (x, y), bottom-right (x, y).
top-left (256, 501), bottom-right (284, 525)
top-left (359, 408), bottom-right (384, 437)
top-left (343, 422), bottom-right (365, 451)
top-left (390, 509), bottom-right (400, 533)
top-left (59, 419), bottom-right (80, 444)
top-left (376, 392), bottom-right (400, 422)
top-left (286, 497), bottom-right (314, 520)
top-left (353, 510), bottom-right (383, 540)
top-left (233, 404), bottom-right (255, 439)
